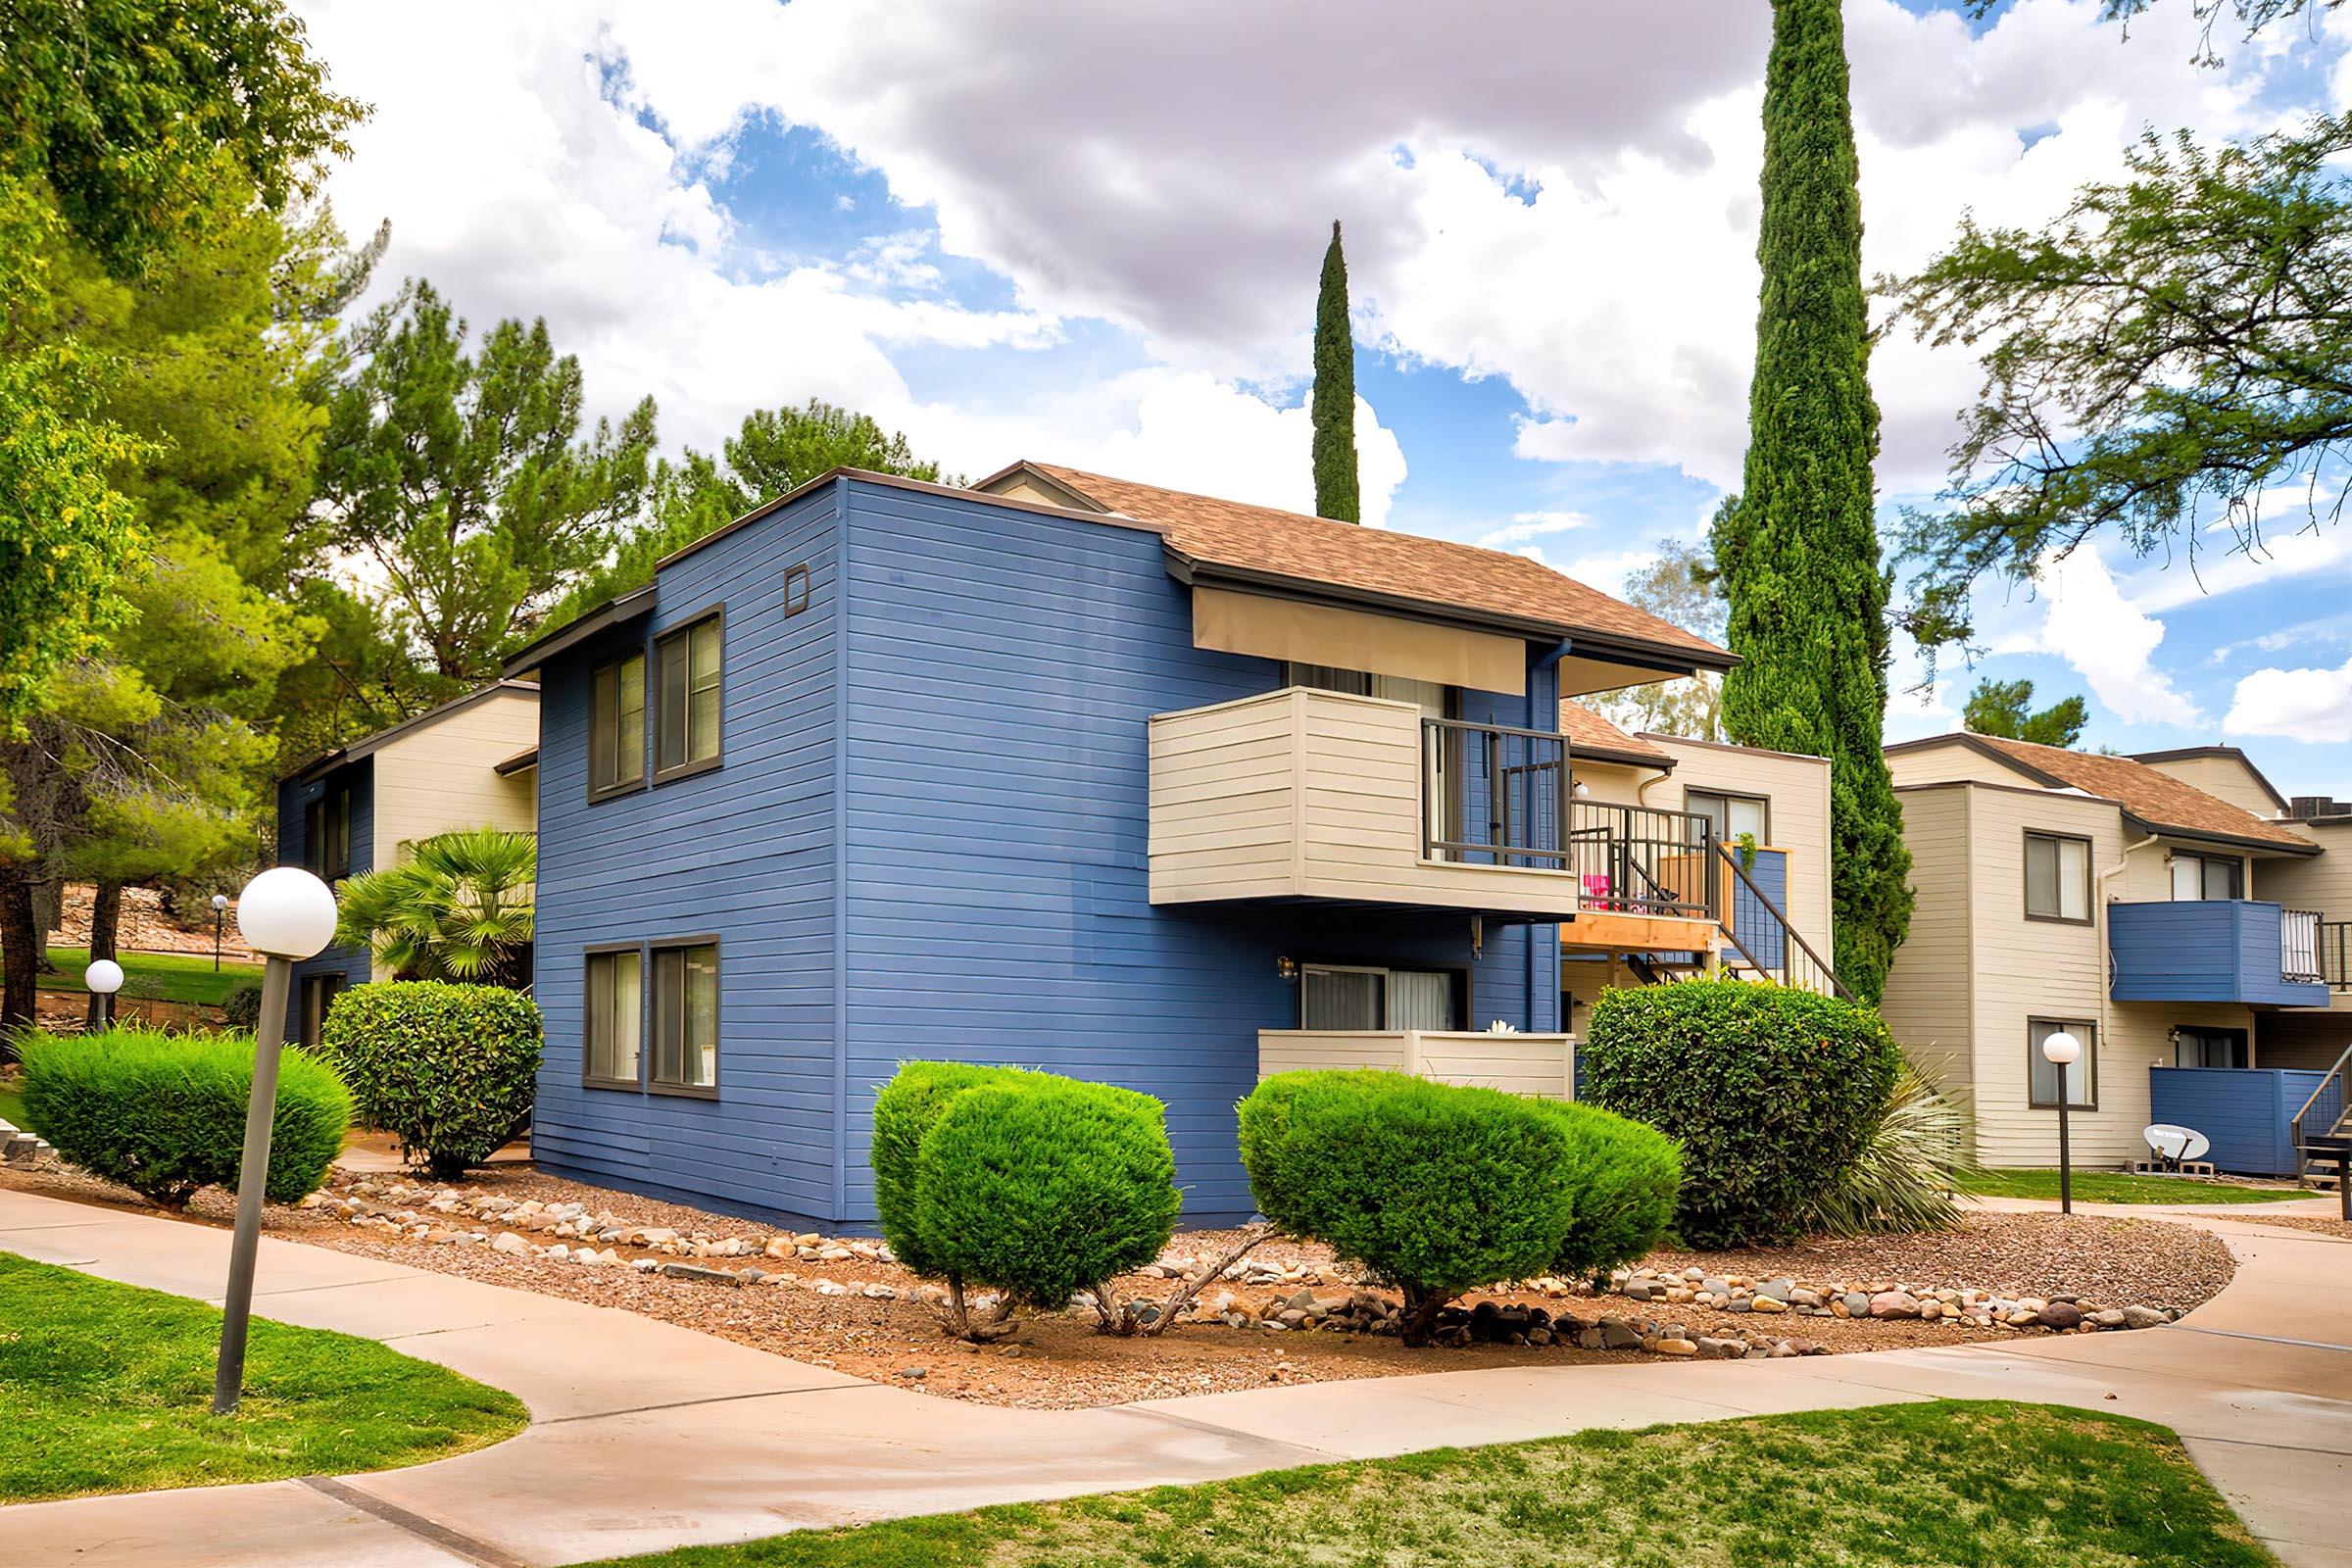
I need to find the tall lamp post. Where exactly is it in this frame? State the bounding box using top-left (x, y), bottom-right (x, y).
top-left (211, 893), bottom-right (228, 973)
top-left (85, 957), bottom-right (123, 1032)
top-left (213, 866), bottom-right (337, 1417)
top-left (2041, 1030), bottom-right (2082, 1217)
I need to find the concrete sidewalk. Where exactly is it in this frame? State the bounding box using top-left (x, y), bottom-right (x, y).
top-left (4, 1190), bottom-right (2349, 1568)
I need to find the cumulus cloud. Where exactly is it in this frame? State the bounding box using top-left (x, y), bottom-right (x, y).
top-left (1478, 511), bottom-right (1592, 549)
top-left (2226, 658), bottom-right (2352, 743)
top-left (2019, 543), bottom-right (2204, 727)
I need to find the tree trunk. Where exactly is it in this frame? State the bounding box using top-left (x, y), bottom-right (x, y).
top-left (84, 879), bottom-right (122, 1031)
top-left (2, 879), bottom-right (40, 1063)
top-left (1397, 1286), bottom-right (1451, 1348)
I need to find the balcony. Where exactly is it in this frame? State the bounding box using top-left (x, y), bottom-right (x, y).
top-left (1258, 1028), bottom-right (1579, 1099)
top-left (1146, 688), bottom-right (1582, 919)
top-left (2107, 900), bottom-right (2329, 1007)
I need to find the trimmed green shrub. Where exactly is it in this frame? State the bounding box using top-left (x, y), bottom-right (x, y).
top-left (912, 1074), bottom-right (1182, 1313)
top-left (320, 982), bottom-right (541, 1178)
top-left (1239, 1070), bottom-right (1581, 1346)
top-left (1583, 980), bottom-right (1902, 1249)
top-left (1539, 1100), bottom-right (1683, 1280)
top-left (220, 984), bottom-right (265, 1030)
top-left (19, 1028), bottom-right (350, 1206)
top-left (871, 1061), bottom-right (1022, 1280)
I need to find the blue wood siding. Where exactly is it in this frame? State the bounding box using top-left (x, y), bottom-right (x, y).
top-left (2109, 901), bottom-right (2329, 1007)
top-left (527, 486), bottom-right (844, 1224)
top-left (2148, 1066), bottom-right (2327, 1175)
top-left (1727, 848), bottom-right (1788, 971)
top-left (276, 760), bottom-right (373, 1034)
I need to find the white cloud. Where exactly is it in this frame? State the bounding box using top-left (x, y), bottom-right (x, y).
top-left (2226, 657), bottom-right (2352, 742)
top-left (1478, 511), bottom-right (1592, 549)
top-left (2004, 542), bottom-right (2204, 726)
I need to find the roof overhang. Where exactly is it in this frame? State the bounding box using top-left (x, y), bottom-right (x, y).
top-left (2119, 812), bottom-right (2323, 858)
top-left (493, 746), bottom-right (540, 778)
top-left (501, 585), bottom-right (657, 678)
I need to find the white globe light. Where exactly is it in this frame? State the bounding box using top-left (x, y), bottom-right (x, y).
top-left (2040, 1030), bottom-right (2082, 1067)
top-left (211, 893), bottom-right (229, 911)
top-left (235, 867), bottom-right (339, 959)
top-left (84, 958), bottom-right (124, 996)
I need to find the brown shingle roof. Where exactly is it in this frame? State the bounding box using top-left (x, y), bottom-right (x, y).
top-left (1009, 463), bottom-right (1731, 667)
top-left (1958, 734), bottom-right (2309, 851)
top-left (1558, 701), bottom-right (1675, 767)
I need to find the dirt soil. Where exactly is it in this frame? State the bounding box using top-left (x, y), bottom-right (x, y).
top-left (0, 1158), bottom-right (2239, 1410)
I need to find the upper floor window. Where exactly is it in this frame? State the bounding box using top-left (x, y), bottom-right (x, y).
top-left (2170, 851), bottom-right (2244, 902)
top-left (589, 650), bottom-right (646, 801)
top-left (2025, 830), bottom-right (2091, 922)
top-left (656, 612), bottom-right (723, 780)
top-left (1688, 789), bottom-right (1770, 845)
top-left (304, 784), bottom-right (352, 880)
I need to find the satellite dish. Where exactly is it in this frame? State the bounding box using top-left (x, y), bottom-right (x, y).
top-left (2145, 1124), bottom-right (2210, 1167)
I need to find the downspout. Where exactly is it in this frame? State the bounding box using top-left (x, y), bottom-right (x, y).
top-left (2098, 833), bottom-right (2161, 1076)
top-left (1532, 640), bottom-right (1571, 1033)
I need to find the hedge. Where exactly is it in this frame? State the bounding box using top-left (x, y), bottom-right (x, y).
top-left (1582, 979), bottom-right (1901, 1248)
top-left (871, 1061), bottom-right (1023, 1280)
top-left (19, 1028), bottom-right (351, 1206)
top-left (319, 982), bottom-right (541, 1178)
top-left (1238, 1069), bottom-right (1678, 1345)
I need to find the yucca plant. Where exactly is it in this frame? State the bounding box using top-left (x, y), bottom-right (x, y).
top-left (1801, 1060), bottom-right (1975, 1236)
top-left (334, 826), bottom-right (535, 988)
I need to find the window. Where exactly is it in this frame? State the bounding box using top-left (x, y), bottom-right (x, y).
top-left (1687, 789), bottom-right (1770, 845)
top-left (2170, 851), bottom-right (2244, 902)
top-left (2174, 1027), bottom-right (2248, 1069)
top-left (1299, 963), bottom-right (1462, 1031)
top-left (589, 650), bottom-right (647, 800)
top-left (652, 940), bottom-right (719, 1092)
top-left (656, 613), bottom-right (723, 779)
top-left (297, 973), bottom-right (343, 1049)
top-left (783, 564), bottom-right (811, 616)
top-left (303, 785), bottom-right (352, 880)
top-left (2028, 1018), bottom-right (2096, 1109)
top-left (1286, 662), bottom-right (1372, 696)
top-left (584, 948), bottom-right (643, 1087)
top-left (2024, 831), bottom-right (2092, 922)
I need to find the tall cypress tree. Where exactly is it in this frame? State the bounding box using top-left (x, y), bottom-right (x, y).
top-left (1311, 220), bottom-right (1361, 523)
top-left (1712, 0), bottom-right (1912, 1002)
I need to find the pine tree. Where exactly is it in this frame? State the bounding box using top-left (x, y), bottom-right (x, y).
top-left (1311, 220), bottom-right (1361, 523)
top-left (1712, 0), bottom-right (1913, 1002)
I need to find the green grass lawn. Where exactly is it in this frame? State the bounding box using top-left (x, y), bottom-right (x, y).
top-left (1964, 1168), bottom-right (2304, 1204)
top-left (586, 1401), bottom-right (2273, 1568)
top-left (0, 1252), bottom-right (526, 1501)
top-left (24, 946), bottom-right (266, 1007)
top-left (0, 1081), bottom-right (24, 1129)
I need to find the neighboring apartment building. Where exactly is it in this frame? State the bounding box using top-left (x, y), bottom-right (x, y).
top-left (1881, 734), bottom-right (2348, 1175)
top-left (274, 681), bottom-right (540, 1044)
top-left (500, 462), bottom-right (1833, 1229)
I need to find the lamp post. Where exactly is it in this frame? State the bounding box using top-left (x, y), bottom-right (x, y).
top-left (211, 893), bottom-right (228, 973)
top-left (2041, 1030), bottom-right (2082, 1217)
top-left (85, 957), bottom-right (123, 1033)
top-left (213, 866), bottom-right (337, 1417)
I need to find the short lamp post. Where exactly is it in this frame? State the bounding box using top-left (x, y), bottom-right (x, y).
top-left (85, 957), bottom-right (123, 1032)
top-left (2041, 1030), bottom-right (2082, 1217)
top-left (211, 893), bottom-right (229, 973)
top-left (212, 866), bottom-right (337, 1417)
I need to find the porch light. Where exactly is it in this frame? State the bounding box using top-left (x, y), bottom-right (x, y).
top-left (85, 957), bottom-right (123, 1032)
top-left (2041, 1030), bottom-right (2082, 1216)
top-left (1276, 956), bottom-right (1298, 982)
top-left (1572, 779), bottom-right (1591, 799)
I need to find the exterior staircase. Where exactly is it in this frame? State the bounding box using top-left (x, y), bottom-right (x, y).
top-left (2293, 1048), bottom-right (2352, 1213)
top-left (1711, 842), bottom-right (1851, 1000)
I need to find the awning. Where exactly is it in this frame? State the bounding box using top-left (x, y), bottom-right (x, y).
top-left (1193, 585), bottom-right (1526, 696)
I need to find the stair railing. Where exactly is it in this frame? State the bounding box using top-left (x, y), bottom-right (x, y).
top-left (2290, 1041), bottom-right (2352, 1155)
top-left (1713, 842), bottom-right (1853, 1001)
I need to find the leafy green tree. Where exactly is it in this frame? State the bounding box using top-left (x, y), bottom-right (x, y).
top-left (1962, 678), bottom-right (2088, 749)
top-left (317, 280), bottom-right (658, 689)
top-left (333, 827), bottom-right (535, 987)
top-left (1310, 220), bottom-right (1360, 523)
top-left (545, 399), bottom-right (949, 630)
top-left (1712, 0), bottom-right (1912, 1003)
top-left (1591, 538), bottom-right (1728, 742)
top-left (1886, 117), bottom-right (2352, 647)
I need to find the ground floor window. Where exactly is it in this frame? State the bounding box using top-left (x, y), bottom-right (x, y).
top-left (652, 940), bottom-right (719, 1093)
top-left (2174, 1027), bottom-right (2247, 1069)
top-left (297, 972), bottom-right (343, 1048)
top-left (584, 947), bottom-right (644, 1087)
top-left (1300, 963), bottom-right (1461, 1031)
top-left (2027, 1017), bottom-right (2096, 1110)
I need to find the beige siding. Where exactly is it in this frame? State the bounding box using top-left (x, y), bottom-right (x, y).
top-left (1885, 739), bottom-right (2034, 788)
top-left (370, 688), bottom-right (539, 866)
top-left (1565, 758), bottom-right (1655, 808)
top-left (2260, 820), bottom-right (2352, 1015)
top-left (2133, 754), bottom-right (2283, 821)
top-left (1148, 688), bottom-right (1581, 918)
top-left (2118, 835), bottom-right (2249, 905)
top-left (1880, 784), bottom-right (1974, 1106)
top-left (1257, 1030), bottom-right (1576, 1099)
top-left (1646, 737), bottom-right (1833, 962)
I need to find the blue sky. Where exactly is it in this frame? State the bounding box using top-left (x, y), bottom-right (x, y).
top-left (298, 0), bottom-right (2352, 793)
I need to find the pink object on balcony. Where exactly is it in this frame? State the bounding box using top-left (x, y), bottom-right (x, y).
top-left (1583, 873), bottom-right (1616, 908)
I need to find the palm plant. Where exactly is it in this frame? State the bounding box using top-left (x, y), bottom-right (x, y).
top-left (333, 827), bottom-right (535, 988)
top-left (1800, 1059), bottom-right (1975, 1236)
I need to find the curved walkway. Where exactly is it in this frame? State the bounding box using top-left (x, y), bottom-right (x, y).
top-left (3, 1188), bottom-right (2348, 1568)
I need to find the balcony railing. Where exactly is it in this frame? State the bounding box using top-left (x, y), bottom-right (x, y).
top-left (1565, 802), bottom-right (1718, 919)
top-left (2284, 908), bottom-right (2325, 986)
top-left (1421, 716), bottom-right (1570, 871)
top-left (2321, 920), bottom-right (2352, 989)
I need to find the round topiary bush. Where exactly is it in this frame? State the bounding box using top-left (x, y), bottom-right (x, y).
top-left (220, 984), bottom-right (265, 1030)
top-left (19, 1028), bottom-right (351, 1207)
top-left (912, 1073), bottom-right (1182, 1315)
top-left (1582, 979), bottom-right (1902, 1249)
top-left (1540, 1099), bottom-right (1683, 1281)
top-left (871, 1060), bottom-right (1023, 1279)
top-left (320, 982), bottom-right (542, 1178)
